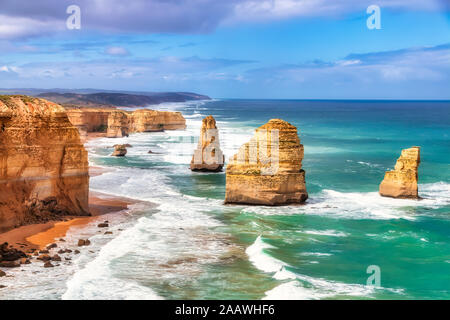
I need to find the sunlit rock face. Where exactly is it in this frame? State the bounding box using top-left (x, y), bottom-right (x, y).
top-left (0, 96), bottom-right (89, 232)
top-left (66, 108), bottom-right (186, 138)
top-left (190, 115), bottom-right (224, 172)
top-left (131, 109), bottom-right (186, 132)
top-left (225, 119), bottom-right (308, 206)
top-left (106, 110), bottom-right (130, 138)
top-left (379, 147), bottom-right (421, 199)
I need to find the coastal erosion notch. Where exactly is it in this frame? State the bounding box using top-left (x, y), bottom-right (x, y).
top-left (0, 95), bottom-right (90, 233)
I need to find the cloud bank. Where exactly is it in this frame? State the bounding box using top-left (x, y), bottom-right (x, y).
top-left (0, 0), bottom-right (448, 39)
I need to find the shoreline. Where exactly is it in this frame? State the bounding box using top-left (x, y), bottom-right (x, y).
top-left (0, 190), bottom-right (137, 251)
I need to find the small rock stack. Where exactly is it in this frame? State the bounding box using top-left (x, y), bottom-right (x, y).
top-left (111, 144), bottom-right (128, 157)
top-left (379, 146), bottom-right (421, 199)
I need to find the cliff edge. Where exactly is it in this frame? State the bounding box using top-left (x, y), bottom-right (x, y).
top-left (0, 96), bottom-right (90, 232)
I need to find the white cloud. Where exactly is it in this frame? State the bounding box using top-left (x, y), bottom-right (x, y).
top-left (0, 14), bottom-right (64, 40)
top-left (104, 46), bottom-right (130, 56)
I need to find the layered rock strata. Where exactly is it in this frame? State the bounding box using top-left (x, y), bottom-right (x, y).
top-left (225, 119), bottom-right (308, 205)
top-left (190, 115), bottom-right (224, 172)
top-left (66, 107), bottom-right (186, 139)
top-left (379, 147), bottom-right (421, 199)
top-left (0, 96), bottom-right (90, 232)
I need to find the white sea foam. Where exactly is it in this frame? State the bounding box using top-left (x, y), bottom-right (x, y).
top-left (241, 182), bottom-right (450, 221)
top-left (245, 235), bottom-right (287, 273)
top-left (302, 230), bottom-right (348, 237)
top-left (246, 236), bottom-right (403, 300)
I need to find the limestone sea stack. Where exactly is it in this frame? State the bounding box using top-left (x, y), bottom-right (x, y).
top-left (190, 115), bottom-right (225, 172)
top-left (0, 96), bottom-right (90, 232)
top-left (111, 144), bottom-right (128, 157)
top-left (225, 119), bottom-right (308, 205)
top-left (379, 146), bottom-right (421, 199)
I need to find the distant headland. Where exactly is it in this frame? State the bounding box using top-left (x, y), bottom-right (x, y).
top-left (0, 88), bottom-right (211, 108)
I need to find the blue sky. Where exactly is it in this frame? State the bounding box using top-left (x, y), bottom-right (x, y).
top-left (0, 0), bottom-right (449, 99)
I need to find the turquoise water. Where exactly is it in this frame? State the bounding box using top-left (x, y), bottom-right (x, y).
top-left (12, 99), bottom-right (445, 300)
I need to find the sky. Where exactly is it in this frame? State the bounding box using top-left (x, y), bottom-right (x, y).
top-left (0, 0), bottom-right (449, 99)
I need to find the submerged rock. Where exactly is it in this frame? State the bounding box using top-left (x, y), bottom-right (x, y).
top-left (379, 147), bottom-right (421, 199)
top-left (225, 119), bottom-right (308, 205)
top-left (111, 144), bottom-right (127, 157)
top-left (190, 115), bottom-right (225, 172)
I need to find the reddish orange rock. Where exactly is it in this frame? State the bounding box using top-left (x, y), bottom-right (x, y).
top-left (0, 96), bottom-right (90, 232)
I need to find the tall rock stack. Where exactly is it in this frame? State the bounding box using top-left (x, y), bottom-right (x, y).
top-left (225, 119), bottom-right (308, 205)
top-left (0, 96), bottom-right (90, 232)
top-left (379, 147), bottom-right (421, 199)
top-left (190, 115), bottom-right (224, 172)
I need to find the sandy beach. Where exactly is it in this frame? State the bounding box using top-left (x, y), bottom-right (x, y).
top-left (0, 190), bottom-right (137, 251)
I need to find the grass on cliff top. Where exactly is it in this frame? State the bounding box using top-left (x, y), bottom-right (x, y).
top-left (0, 95), bottom-right (37, 107)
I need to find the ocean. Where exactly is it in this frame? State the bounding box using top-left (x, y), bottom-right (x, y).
top-left (1, 99), bottom-right (449, 300)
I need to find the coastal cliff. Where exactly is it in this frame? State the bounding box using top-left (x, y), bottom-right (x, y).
top-left (190, 115), bottom-right (224, 172)
top-left (66, 108), bottom-right (186, 138)
top-left (0, 96), bottom-right (90, 233)
top-left (379, 147), bottom-right (421, 199)
top-left (225, 119), bottom-right (308, 205)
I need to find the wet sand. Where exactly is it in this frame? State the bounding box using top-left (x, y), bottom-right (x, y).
top-left (0, 191), bottom-right (137, 250)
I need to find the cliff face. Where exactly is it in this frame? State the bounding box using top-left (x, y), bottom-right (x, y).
top-left (225, 119), bottom-right (308, 205)
top-left (0, 96), bottom-right (90, 232)
top-left (106, 110), bottom-right (130, 138)
top-left (66, 108), bottom-right (186, 138)
top-left (131, 109), bottom-right (186, 132)
top-left (190, 115), bottom-right (224, 172)
top-left (379, 147), bottom-right (420, 199)
top-left (66, 108), bottom-right (111, 142)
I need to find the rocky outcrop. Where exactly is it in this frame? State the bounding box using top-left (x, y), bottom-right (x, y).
top-left (107, 110), bottom-right (130, 138)
top-left (225, 119), bottom-right (308, 205)
top-left (66, 108), bottom-right (111, 142)
top-left (66, 107), bottom-right (186, 138)
top-left (190, 115), bottom-right (224, 172)
top-left (131, 109), bottom-right (186, 132)
top-left (111, 144), bottom-right (127, 157)
top-left (0, 242), bottom-right (27, 266)
top-left (0, 96), bottom-right (90, 232)
top-left (379, 147), bottom-right (420, 199)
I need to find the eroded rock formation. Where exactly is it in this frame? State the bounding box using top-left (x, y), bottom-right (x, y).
top-left (66, 107), bottom-right (186, 139)
top-left (190, 115), bottom-right (224, 172)
top-left (107, 110), bottom-right (130, 138)
top-left (0, 96), bottom-right (90, 232)
top-left (131, 109), bottom-right (186, 132)
top-left (379, 147), bottom-right (420, 199)
top-left (225, 119), bottom-right (308, 205)
top-left (111, 144), bottom-right (128, 157)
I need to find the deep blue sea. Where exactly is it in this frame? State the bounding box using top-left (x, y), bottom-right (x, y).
top-left (1, 99), bottom-right (449, 299)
